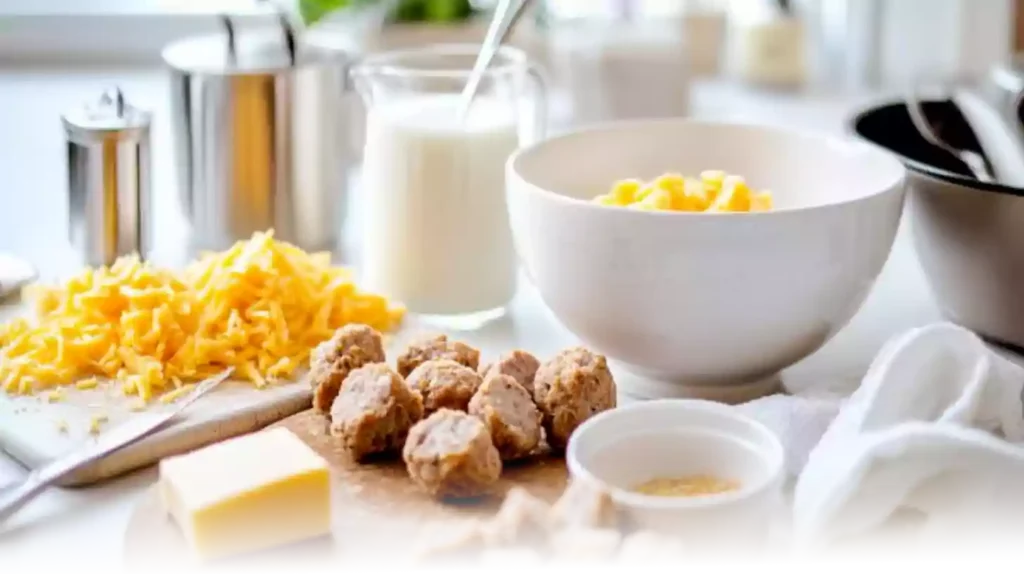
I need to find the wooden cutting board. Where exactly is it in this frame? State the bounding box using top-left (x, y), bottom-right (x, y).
top-left (123, 409), bottom-right (570, 566)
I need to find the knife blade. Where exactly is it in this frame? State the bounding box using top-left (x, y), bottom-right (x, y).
top-left (0, 368), bottom-right (231, 524)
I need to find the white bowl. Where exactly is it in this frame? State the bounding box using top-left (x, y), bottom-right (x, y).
top-left (507, 119), bottom-right (907, 401)
top-left (566, 399), bottom-right (785, 548)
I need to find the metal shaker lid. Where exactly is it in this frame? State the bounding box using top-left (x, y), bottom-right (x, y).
top-left (61, 87), bottom-right (152, 144)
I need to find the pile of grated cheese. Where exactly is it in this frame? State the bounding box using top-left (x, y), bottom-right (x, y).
top-left (0, 231), bottom-right (404, 402)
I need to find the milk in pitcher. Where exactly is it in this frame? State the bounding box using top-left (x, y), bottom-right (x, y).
top-left (360, 94), bottom-right (520, 323)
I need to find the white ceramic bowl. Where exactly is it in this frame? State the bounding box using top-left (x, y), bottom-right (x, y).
top-left (507, 119), bottom-right (907, 401)
top-left (566, 399), bottom-right (785, 548)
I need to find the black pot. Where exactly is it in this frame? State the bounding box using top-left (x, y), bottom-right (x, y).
top-left (850, 100), bottom-right (1024, 350)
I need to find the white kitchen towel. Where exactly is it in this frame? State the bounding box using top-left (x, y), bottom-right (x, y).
top-left (778, 322), bottom-right (1024, 546)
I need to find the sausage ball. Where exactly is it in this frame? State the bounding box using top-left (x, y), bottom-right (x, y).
top-left (310, 324), bottom-right (386, 414)
top-left (406, 359), bottom-right (483, 414)
top-left (469, 374), bottom-right (542, 461)
top-left (478, 350), bottom-right (541, 396)
top-left (533, 347), bottom-right (617, 451)
top-left (330, 363), bottom-right (423, 461)
top-left (403, 409), bottom-right (502, 499)
top-left (396, 334), bottom-right (480, 378)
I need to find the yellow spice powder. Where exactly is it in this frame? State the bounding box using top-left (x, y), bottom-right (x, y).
top-left (633, 475), bottom-right (740, 498)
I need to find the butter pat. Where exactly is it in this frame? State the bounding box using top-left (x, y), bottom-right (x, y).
top-left (159, 427), bottom-right (331, 560)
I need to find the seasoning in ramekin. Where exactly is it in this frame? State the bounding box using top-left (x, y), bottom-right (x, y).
top-left (632, 475), bottom-right (740, 498)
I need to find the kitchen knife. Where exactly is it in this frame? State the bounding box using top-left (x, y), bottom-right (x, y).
top-left (0, 368), bottom-right (231, 524)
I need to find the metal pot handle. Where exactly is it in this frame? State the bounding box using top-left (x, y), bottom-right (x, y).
top-left (220, 3), bottom-right (297, 67)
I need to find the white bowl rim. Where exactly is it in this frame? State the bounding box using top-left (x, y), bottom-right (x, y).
top-left (508, 117), bottom-right (907, 217)
top-left (565, 399), bottom-right (785, 510)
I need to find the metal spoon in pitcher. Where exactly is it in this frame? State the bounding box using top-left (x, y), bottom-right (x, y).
top-left (905, 91), bottom-right (995, 183)
top-left (457, 0), bottom-right (533, 123)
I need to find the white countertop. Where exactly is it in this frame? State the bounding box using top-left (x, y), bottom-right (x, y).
top-left (0, 66), bottom-right (943, 565)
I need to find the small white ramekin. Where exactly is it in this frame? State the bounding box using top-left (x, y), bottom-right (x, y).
top-left (565, 399), bottom-right (785, 550)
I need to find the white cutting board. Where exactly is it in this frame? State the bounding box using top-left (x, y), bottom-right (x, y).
top-left (0, 376), bottom-right (313, 487)
top-left (0, 294), bottom-right (322, 487)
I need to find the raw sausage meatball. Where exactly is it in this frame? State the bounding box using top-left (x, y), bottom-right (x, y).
top-left (405, 517), bottom-right (485, 568)
top-left (485, 482), bottom-right (552, 556)
top-left (549, 478), bottom-right (618, 530)
top-left (406, 359), bottom-right (483, 414)
top-left (310, 324), bottom-right (386, 414)
top-left (330, 363), bottom-right (423, 461)
top-left (481, 544), bottom-right (544, 568)
top-left (533, 347), bottom-right (617, 451)
top-left (403, 409), bottom-right (502, 499)
top-left (614, 532), bottom-right (688, 564)
top-left (478, 350), bottom-right (541, 396)
top-left (397, 334), bottom-right (480, 378)
top-left (469, 374), bottom-right (542, 461)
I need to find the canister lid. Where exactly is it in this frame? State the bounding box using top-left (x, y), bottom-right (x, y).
top-left (162, 29), bottom-right (352, 75)
top-left (61, 87), bottom-right (152, 143)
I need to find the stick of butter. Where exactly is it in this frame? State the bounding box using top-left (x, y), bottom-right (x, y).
top-left (158, 427), bottom-right (332, 560)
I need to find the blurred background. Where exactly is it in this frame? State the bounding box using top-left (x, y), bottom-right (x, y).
top-left (0, 0), bottom-right (1017, 93)
top-left (0, 0), bottom-right (1021, 274)
top-left (2, 0), bottom-right (1019, 138)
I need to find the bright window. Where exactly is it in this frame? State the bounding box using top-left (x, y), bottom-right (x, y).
top-left (0, 0), bottom-right (265, 15)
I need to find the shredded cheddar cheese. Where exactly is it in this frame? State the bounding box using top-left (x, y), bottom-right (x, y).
top-left (89, 414), bottom-right (108, 435)
top-left (76, 377), bottom-right (99, 390)
top-left (159, 383), bottom-right (196, 404)
top-left (0, 230), bottom-right (405, 402)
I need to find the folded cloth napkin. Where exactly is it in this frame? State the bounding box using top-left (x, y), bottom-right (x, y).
top-left (739, 322), bottom-right (1024, 547)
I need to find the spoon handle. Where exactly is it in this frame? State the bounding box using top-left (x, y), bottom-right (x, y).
top-left (960, 151), bottom-right (995, 183)
top-left (458, 0), bottom-right (532, 121)
top-left (906, 92), bottom-right (995, 183)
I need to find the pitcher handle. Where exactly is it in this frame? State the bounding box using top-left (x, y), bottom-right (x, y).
top-left (525, 63), bottom-right (549, 145)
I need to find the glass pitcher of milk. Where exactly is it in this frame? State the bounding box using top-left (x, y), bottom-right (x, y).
top-left (352, 45), bottom-right (547, 329)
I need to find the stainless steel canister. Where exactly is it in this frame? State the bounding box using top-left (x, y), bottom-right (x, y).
top-left (63, 87), bottom-right (152, 267)
top-left (163, 16), bottom-right (357, 253)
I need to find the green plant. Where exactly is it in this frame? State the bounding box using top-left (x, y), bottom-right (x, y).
top-left (299, 0), bottom-right (379, 27)
top-left (393, 0), bottom-right (474, 22)
top-left (299, 0), bottom-right (475, 26)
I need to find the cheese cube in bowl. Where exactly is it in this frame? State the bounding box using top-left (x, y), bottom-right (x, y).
top-left (505, 119), bottom-right (906, 402)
